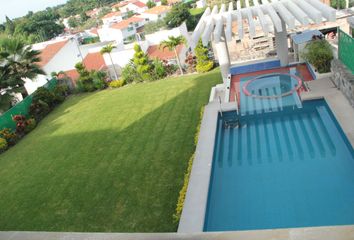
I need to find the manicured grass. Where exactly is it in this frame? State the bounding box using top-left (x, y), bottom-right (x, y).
top-left (0, 69), bottom-right (221, 232)
top-left (189, 8), bottom-right (205, 16)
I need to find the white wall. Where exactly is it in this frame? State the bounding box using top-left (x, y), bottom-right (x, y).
top-left (145, 22), bottom-right (191, 46)
top-left (43, 40), bottom-right (83, 74)
top-left (102, 15), bottom-right (123, 26)
top-left (140, 12), bottom-right (168, 21)
top-left (24, 75), bottom-right (49, 95)
top-left (98, 27), bottom-right (125, 43)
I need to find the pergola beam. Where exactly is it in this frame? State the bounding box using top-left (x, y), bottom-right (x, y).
top-left (296, 0), bottom-right (323, 24)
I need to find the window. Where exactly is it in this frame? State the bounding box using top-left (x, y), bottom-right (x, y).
top-left (127, 26), bottom-right (134, 31)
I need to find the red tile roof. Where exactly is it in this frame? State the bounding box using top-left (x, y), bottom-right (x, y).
top-left (147, 44), bottom-right (184, 61)
top-left (89, 28), bottom-right (99, 35)
top-left (132, 1), bottom-right (146, 8)
top-left (38, 40), bottom-right (68, 67)
top-left (102, 11), bottom-right (122, 19)
top-left (143, 5), bottom-right (170, 15)
top-left (83, 52), bottom-right (107, 71)
top-left (111, 16), bottom-right (143, 30)
top-left (59, 52), bottom-right (107, 84)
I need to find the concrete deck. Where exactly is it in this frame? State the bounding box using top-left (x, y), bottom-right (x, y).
top-left (302, 76), bottom-right (354, 147)
top-left (2, 225), bottom-right (354, 240)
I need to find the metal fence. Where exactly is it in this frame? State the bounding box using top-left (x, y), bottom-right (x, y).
top-left (0, 79), bottom-right (57, 131)
top-left (338, 28), bottom-right (354, 74)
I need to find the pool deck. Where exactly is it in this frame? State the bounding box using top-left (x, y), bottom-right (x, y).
top-left (301, 76), bottom-right (354, 147)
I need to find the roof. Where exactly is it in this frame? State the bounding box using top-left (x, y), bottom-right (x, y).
top-left (83, 52), bottom-right (107, 71)
top-left (291, 30), bottom-right (324, 45)
top-left (143, 5), bottom-right (170, 15)
top-left (132, 1), bottom-right (146, 8)
top-left (111, 16), bottom-right (144, 30)
top-left (59, 52), bottom-right (107, 83)
top-left (38, 40), bottom-right (68, 67)
top-left (89, 28), bottom-right (99, 35)
top-left (147, 44), bottom-right (184, 61)
top-left (102, 11), bottom-right (122, 19)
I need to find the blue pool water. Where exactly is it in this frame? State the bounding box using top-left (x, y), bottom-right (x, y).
top-left (204, 99), bottom-right (354, 232)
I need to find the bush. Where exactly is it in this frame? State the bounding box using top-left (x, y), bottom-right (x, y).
top-left (25, 118), bottom-right (36, 133)
top-left (0, 138), bottom-right (8, 153)
top-left (12, 115), bottom-right (27, 136)
top-left (29, 100), bottom-right (50, 121)
top-left (195, 40), bottom-right (214, 73)
top-left (32, 87), bottom-right (56, 107)
top-left (302, 38), bottom-right (334, 73)
top-left (109, 79), bottom-right (125, 88)
top-left (121, 63), bottom-right (139, 84)
top-left (0, 128), bottom-right (18, 146)
top-left (53, 85), bottom-right (69, 104)
top-left (151, 59), bottom-right (167, 80)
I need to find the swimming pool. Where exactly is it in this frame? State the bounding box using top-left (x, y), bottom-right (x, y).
top-left (204, 99), bottom-right (354, 232)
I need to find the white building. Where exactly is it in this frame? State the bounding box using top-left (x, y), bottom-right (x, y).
top-left (98, 17), bottom-right (145, 43)
top-left (101, 11), bottom-right (123, 26)
top-left (140, 5), bottom-right (171, 22)
top-left (112, 0), bottom-right (148, 14)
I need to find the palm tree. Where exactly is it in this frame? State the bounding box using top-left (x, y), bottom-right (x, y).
top-left (160, 36), bottom-right (186, 75)
top-left (100, 44), bottom-right (118, 80)
top-left (0, 37), bottom-right (45, 99)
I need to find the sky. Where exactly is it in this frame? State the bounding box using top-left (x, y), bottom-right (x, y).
top-left (0, 0), bottom-right (68, 23)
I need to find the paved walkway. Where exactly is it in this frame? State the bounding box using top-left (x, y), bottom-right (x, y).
top-left (302, 76), bottom-right (354, 147)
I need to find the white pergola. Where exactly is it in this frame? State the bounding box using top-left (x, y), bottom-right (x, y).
top-left (190, 0), bottom-right (337, 80)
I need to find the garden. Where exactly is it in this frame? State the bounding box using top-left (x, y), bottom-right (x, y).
top-left (0, 68), bottom-right (221, 232)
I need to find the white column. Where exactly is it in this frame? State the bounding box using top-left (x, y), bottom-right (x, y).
top-left (274, 19), bottom-right (289, 66)
top-left (215, 30), bottom-right (230, 83)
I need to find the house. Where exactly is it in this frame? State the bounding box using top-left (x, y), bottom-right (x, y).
top-left (147, 44), bottom-right (187, 64)
top-left (140, 6), bottom-right (171, 22)
top-left (102, 11), bottom-right (123, 26)
top-left (59, 51), bottom-right (108, 85)
top-left (139, 0), bottom-right (162, 6)
top-left (112, 0), bottom-right (148, 14)
top-left (97, 16), bottom-right (145, 43)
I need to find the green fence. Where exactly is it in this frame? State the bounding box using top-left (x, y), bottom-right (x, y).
top-left (338, 28), bottom-right (354, 74)
top-left (0, 79), bottom-right (57, 131)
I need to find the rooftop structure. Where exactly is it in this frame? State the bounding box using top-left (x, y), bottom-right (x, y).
top-left (190, 0), bottom-right (337, 80)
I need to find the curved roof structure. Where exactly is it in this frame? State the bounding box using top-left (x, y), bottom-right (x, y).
top-left (190, 0), bottom-right (336, 48)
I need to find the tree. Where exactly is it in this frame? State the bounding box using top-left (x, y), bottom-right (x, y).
top-left (68, 17), bottom-right (80, 28)
top-left (195, 39), bottom-right (214, 73)
top-left (132, 44), bottom-right (152, 81)
top-left (147, 0), bottom-right (157, 8)
top-left (164, 3), bottom-right (191, 28)
top-left (160, 35), bottom-right (186, 75)
top-left (161, 0), bottom-right (168, 5)
top-left (143, 19), bottom-right (166, 34)
top-left (100, 44), bottom-right (118, 80)
top-left (0, 37), bottom-right (45, 110)
top-left (302, 38), bottom-right (333, 73)
top-left (330, 0), bottom-right (346, 9)
top-left (80, 12), bottom-right (89, 22)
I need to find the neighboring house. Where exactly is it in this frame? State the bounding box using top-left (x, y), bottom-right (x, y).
top-left (59, 52), bottom-right (108, 85)
top-left (98, 16), bottom-right (145, 43)
top-left (140, 6), bottom-right (171, 22)
top-left (86, 8), bottom-right (102, 18)
top-left (102, 11), bottom-right (123, 26)
top-left (112, 0), bottom-right (148, 14)
top-left (144, 22), bottom-right (191, 46)
top-left (147, 44), bottom-right (187, 64)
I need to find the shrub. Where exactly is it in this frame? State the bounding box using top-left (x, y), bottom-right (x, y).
top-left (302, 38), bottom-right (334, 73)
top-left (0, 138), bottom-right (8, 153)
top-left (195, 40), bottom-right (214, 73)
top-left (32, 87), bottom-right (56, 107)
top-left (0, 128), bottom-right (18, 146)
top-left (109, 79), bottom-right (125, 88)
top-left (151, 59), bottom-right (167, 80)
top-left (53, 85), bottom-right (69, 104)
top-left (25, 118), bottom-right (36, 133)
top-left (121, 62), bottom-right (139, 84)
top-left (29, 100), bottom-right (50, 121)
top-left (12, 115), bottom-right (27, 136)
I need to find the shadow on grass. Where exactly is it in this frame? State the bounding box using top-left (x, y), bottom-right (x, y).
top-left (0, 70), bottom-right (222, 232)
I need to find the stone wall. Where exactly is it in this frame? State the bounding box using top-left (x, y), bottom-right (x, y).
top-left (331, 59), bottom-right (354, 106)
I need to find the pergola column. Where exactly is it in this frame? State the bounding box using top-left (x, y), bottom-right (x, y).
top-left (274, 19), bottom-right (289, 66)
top-left (215, 30), bottom-right (230, 83)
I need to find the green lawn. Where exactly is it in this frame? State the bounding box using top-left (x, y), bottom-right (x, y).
top-left (189, 8), bottom-right (206, 16)
top-left (0, 69), bottom-right (221, 232)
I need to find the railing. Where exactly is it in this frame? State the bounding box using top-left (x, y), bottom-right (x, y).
top-left (338, 28), bottom-right (354, 73)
